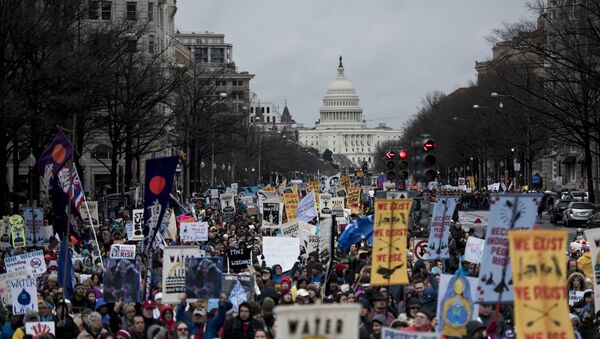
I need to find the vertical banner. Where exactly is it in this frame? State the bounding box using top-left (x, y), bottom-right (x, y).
top-left (296, 191), bottom-right (318, 222)
top-left (283, 192), bottom-right (299, 221)
top-left (24, 208), bottom-right (44, 247)
top-left (347, 187), bottom-right (361, 214)
top-left (584, 228), bottom-right (600, 313)
top-left (436, 274), bottom-right (478, 336)
top-left (262, 200), bottom-right (283, 228)
top-left (331, 197), bottom-right (345, 217)
top-left (426, 196), bottom-right (457, 260)
top-left (319, 193), bottom-right (333, 217)
top-left (508, 230), bottom-right (573, 339)
top-left (319, 217), bottom-right (332, 262)
top-left (162, 246), bottom-right (202, 303)
top-left (220, 193), bottom-right (235, 214)
top-left (477, 194), bottom-right (541, 303)
top-left (9, 215), bottom-right (26, 248)
top-left (370, 199), bottom-right (412, 286)
top-left (131, 209), bottom-right (144, 241)
top-left (275, 304), bottom-right (360, 339)
top-left (308, 180), bottom-right (320, 207)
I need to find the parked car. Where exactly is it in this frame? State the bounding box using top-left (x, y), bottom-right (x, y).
top-left (586, 211), bottom-right (600, 229)
top-left (550, 199), bottom-right (572, 224)
top-left (563, 202), bottom-right (595, 227)
top-left (572, 192), bottom-right (589, 202)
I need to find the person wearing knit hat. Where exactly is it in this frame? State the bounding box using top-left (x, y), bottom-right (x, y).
top-left (403, 309), bottom-right (434, 332)
top-left (115, 329), bottom-right (131, 339)
top-left (280, 276), bottom-right (292, 291)
top-left (466, 320), bottom-right (486, 338)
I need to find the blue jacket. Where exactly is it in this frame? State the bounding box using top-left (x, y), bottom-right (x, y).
top-left (205, 302), bottom-right (230, 339)
top-left (1, 320), bottom-right (18, 339)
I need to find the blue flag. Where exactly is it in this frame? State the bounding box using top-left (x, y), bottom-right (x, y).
top-left (58, 236), bottom-right (75, 298)
top-left (337, 215), bottom-right (374, 252)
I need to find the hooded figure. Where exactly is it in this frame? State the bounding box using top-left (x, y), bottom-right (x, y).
top-left (222, 301), bottom-right (264, 339)
top-left (159, 305), bottom-right (176, 333)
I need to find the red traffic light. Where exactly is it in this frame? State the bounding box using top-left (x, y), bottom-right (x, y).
top-left (385, 150), bottom-right (395, 159)
top-left (423, 139), bottom-right (436, 152)
top-left (398, 150), bottom-right (408, 159)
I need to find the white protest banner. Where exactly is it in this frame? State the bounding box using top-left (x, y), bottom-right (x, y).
top-left (0, 270), bottom-right (30, 306)
top-left (109, 244), bottom-right (136, 259)
top-left (464, 237), bottom-right (485, 264)
top-left (382, 327), bottom-right (441, 339)
top-left (10, 277), bottom-right (37, 315)
top-left (436, 274), bottom-right (479, 336)
top-left (240, 195), bottom-right (254, 206)
top-left (210, 189), bottom-right (219, 198)
top-left (296, 191), bottom-right (318, 222)
top-left (131, 209), bottom-right (144, 241)
top-left (426, 196), bottom-right (457, 260)
top-left (83, 201), bottom-right (99, 228)
top-left (23, 208), bottom-right (44, 247)
top-left (4, 250), bottom-right (46, 276)
top-left (163, 210), bottom-right (178, 241)
top-left (220, 193), bottom-right (236, 214)
top-left (280, 220), bottom-right (301, 237)
top-left (331, 197), bottom-right (345, 217)
top-left (162, 246), bottom-right (202, 303)
top-left (477, 194), bottom-right (541, 303)
top-left (585, 228), bottom-right (600, 312)
top-left (180, 221), bottom-right (209, 242)
top-left (319, 173), bottom-right (341, 194)
top-left (262, 200), bottom-right (283, 228)
top-left (319, 217), bottom-right (332, 261)
top-left (275, 304), bottom-right (360, 339)
top-left (262, 237), bottom-right (300, 272)
top-left (301, 235), bottom-right (320, 259)
top-left (25, 322), bottom-right (55, 336)
top-left (319, 193), bottom-right (333, 217)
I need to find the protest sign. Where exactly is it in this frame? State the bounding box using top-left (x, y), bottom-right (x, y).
top-left (262, 200), bottom-right (283, 228)
top-left (180, 221), bottom-right (209, 242)
top-left (25, 322), bottom-right (55, 336)
top-left (280, 220), bottom-right (314, 238)
top-left (296, 191), bottom-right (318, 222)
top-left (371, 199), bottom-right (412, 286)
top-left (103, 258), bottom-right (141, 303)
top-left (109, 244), bottom-right (136, 259)
top-left (436, 274), bottom-right (479, 336)
top-left (220, 193), bottom-right (235, 214)
top-left (4, 250), bottom-right (46, 276)
top-left (275, 304), bottom-right (360, 339)
top-left (347, 187), bottom-right (361, 214)
top-left (381, 327), bottom-right (441, 339)
top-left (162, 246), bottom-right (202, 303)
top-left (300, 234), bottom-right (320, 259)
top-left (227, 247), bottom-right (252, 273)
top-left (10, 277), bottom-right (37, 315)
top-left (426, 196), bottom-right (457, 260)
top-left (569, 290), bottom-right (584, 306)
top-left (319, 217), bottom-right (332, 261)
top-left (335, 186), bottom-right (347, 198)
top-left (340, 175), bottom-right (350, 190)
top-left (210, 189), bottom-right (219, 198)
top-left (508, 230), bottom-right (573, 339)
top-left (464, 237), bottom-right (485, 264)
top-left (131, 209), bottom-right (144, 241)
top-left (9, 214), bottom-right (26, 248)
top-left (283, 192), bottom-right (299, 221)
top-left (240, 195), bottom-right (254, 206)
top-left (222, 274), bottom-right (255, 313)
top-left (0, 270), bottom-right (30, 306)
top-left (185, 257), bottom-right (223, 300)
top-left (83, 201), bottom-right (99, 228)
top-left (319, 193), bottom-right (333, 217)
top-left (263, 236), bottom-right (300, 272)
top-left (477, 194), bottom-right (541, 303)
top-left (585, 228), bottom-right (600, 313)
top-left (331, 197), bottom-right (345, 217)
top-left (163, 210), bottom-right (178, 241)
top-left (23, 208), bottom-right (44, 247)
top-left (320, 173), bottom-right (341, 194)
top-left (0, 217), bottom-right (10, 249)
top-left (308, 180), bottom-right (320, 194)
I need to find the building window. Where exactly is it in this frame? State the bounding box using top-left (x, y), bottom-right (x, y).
top-left (127, 39), bottom-right (137, 53)
top-left (89, 1), bottom-right (100, 19)
top-left (148, 2), bottom-right (154, 21)
top-left (267, 107), bottom-right (270, 113)
top-left (250, 107), bottom-right (254, 113)
top-left (93, 145), bottom-right (111, 159)
top-left (148, 35), bottom-right (155, 54)
top-left (261, 107), bottom-right (265, 113)
top-left (266, 116), bottom-right (270, 123)
top-left (126, 2), bottom-right (137, 21)
top-left (101, 1), bottom-right (112, 20)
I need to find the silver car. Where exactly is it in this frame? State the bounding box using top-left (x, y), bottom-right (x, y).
top-left (563, 202), bottom-right (595, 227)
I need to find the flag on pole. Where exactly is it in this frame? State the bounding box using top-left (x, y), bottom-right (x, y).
top-left (337, 215), bottom-right (374, 252)
top-left (58, 235), bottom-right (75, 298)
top-left (58, 165), bottom-right (85, 216)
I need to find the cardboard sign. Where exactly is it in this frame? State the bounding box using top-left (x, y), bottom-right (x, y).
top-left (109, 244), bottom-right (136, 259)
top-left (464, 237), bottom-right (485, 264)
top-left (426, 196), bottom-right (457, 260)
top-left (10, 277), bottom-right (37, 315)
top-left (162, 246), bottom-right (203, 303)
top-left (263, 236), bottom-right (300, 272)
top-left (346, 187), bottom-right (361, 214)
top-left (23, 208), bottom-right (44, 247)
top-left (319, 193), bottom-right (332, 216)
top-left (275, 304), bottom-right (360, 339)
top-left (283, 192), bottom-right (299, 221)
top-left (262, 200), bottom-right (283, 228)
top-left (25, 322), bottom-right (55, 336)
top-left (331, 197), bottom-right (345, 217)
top-left (131, 209), bottom-right (144, 241)
top-left (0, 270), bottom-right (30, 306)
top-left (227, 247), bottom-right (252, 273)
top-left (371, 199), bottom-right (412, 286)
top-left (477, 194), bottom-right (541, 303)
top-left (180, 221), bottom-right (209, 242)
top-left (319, 217), bottom-right (332, 261)
top-left (220, 193), bottom-right (236, 214)
top-left (4, 250), bottom-right (46, 276)
top-left (569, 290), bottom-right (584, 306)
top-left (508, 230), bottom-right (573, 339)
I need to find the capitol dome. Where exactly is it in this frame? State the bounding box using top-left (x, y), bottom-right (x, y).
top-left (316, 56), bottom-right (365, 130)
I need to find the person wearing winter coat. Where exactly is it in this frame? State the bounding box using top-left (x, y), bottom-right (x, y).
top-left (222, 302), bottom-right (264, 339)
top-left (159, 305), bottom-right (176, 333)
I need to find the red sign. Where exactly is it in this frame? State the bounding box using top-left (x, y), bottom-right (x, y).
top-left (385, 150), bottom-right (395, 159)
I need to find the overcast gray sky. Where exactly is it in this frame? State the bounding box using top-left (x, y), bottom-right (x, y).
top-left (175, 1), bottom-right (532, 129)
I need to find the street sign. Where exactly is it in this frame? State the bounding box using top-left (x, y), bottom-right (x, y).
top-left (414, 238), bottom-right (428, 260)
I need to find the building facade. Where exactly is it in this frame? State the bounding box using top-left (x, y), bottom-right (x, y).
top-left (249, 98), bottom-right (296, 134)
top-left (298, 58), bottom-right (402, 169)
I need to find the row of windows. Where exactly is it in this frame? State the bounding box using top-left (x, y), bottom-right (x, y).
top-left (325, 100), bottom-right (358, 106)
top-left (89, 1), bottom-right (155, 22)
top-left (250, 107), bottom-right (270, 114)
top-left (180, 38), bottom-right (224, 45)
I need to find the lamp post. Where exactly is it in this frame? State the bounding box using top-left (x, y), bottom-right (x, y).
top-left (211, 163), bottom-right (217, 188)
top-left (27, 152), bottom-right (36, 247)
top-left (227, 164), bottom-right (232, 186)
top-left (200, 161), bottom-right (205, 191)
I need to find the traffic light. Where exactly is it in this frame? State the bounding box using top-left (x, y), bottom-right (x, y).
top-left (414, 135), bottom-right (437, 183)
top-left (385, 149), bottom-right (397, 181)
top-left (398, 149), bottom-right (409, 180)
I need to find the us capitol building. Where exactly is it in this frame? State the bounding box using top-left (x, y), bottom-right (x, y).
top-left (298, 57), bottom-right (402, 169)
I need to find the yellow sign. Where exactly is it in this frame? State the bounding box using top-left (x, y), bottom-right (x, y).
top-left (468, 176), bottom-right (475, 189)
top-left (371, 199), bottom-right (412, 286)
top-left (508, 230), bottom-right (573, 339)
top-left (262, 186), bottom-right (276, 192)
top-left (9, 214), bottom-right (26, 248)
top-left (347, 187), bottom-right (361, 214)
top-left (340, 175), bottom-right (350, 191)
top-left (308, 181), bottom-right (320, 206)
top-left (283, 193), bottom-right (299, 221)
